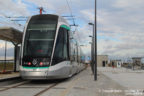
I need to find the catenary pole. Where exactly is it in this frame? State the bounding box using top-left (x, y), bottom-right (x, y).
top-left (94, 0), bottom-right (97, 81)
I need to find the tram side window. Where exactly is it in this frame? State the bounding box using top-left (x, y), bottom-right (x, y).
top-left (63, 28), bottom-right (70, 60)
top-left (73, 49), bottom-right (75, 61)
top-left (52, 27), bottom-right (69, 65)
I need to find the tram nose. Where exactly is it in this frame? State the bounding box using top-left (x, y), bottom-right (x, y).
top-left (22, 58), bottom-right (50, 67)
top-left (20, 71), bottom-right (49, 80)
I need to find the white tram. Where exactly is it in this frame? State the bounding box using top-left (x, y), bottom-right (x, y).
top-left (20, 14), bottom-right (85, 79)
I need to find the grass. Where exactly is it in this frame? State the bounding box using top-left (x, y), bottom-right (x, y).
top-left (0, 62), bottom-right (14, 71)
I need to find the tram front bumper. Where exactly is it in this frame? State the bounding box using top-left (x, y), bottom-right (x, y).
top-left (20, 69), bottom-right (68, 80)
top-left (20, 71), bottom-right (49, 80)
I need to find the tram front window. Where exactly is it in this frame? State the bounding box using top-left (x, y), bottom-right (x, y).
top-left (24, 30), bottom-right (55, 57)
top-left (23, 15), bottom-right (57, 57)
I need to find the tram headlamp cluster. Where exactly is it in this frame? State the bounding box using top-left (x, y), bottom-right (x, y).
top-left (24, 62), bottom-right (29, 65)
top-left (23, 62), bottom-right (49, 66)
top-left (39, 62), bottom-right (49, 66)
top-left (24, 62), bottom-right (32, 65)
top-left (40, 62), bottom-right (43, 66)
top-left (28, 62), bottom-right (31, 65)
top-left (42, 62), bottom-right (49, 65)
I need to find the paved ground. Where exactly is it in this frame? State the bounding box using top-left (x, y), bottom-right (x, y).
top-left (98, 67), bottom-right (144, 73)
top-left (98, 67), bottom-right (144, 96)
top-left (0, 67), bottom-right (130, 96)
top-left (0, 72), bottom-right (19, 81)
top-left (44, 67), bottom-right (126, 96)
top-left (0, 67), bottom-right (144, 96)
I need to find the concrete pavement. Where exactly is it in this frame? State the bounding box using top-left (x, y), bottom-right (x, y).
top-left (98, 67), bottom-right (144, 96)
top-left (40, 67), bottom-right (126, 96)
top-left (0, 67), bottom-right (142, 96)
top-left (0, 72), bottom-right (20, 81)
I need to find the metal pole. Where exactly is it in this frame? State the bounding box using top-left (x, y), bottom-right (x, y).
top-left (14, 45), bottom-right (18, 72)
top-left (91, 42), bottom-right (93, 73)
top-left (88, 25), bottom-right (94, 74)
top-left (89, 42), bottom-right (93, 73)
top-left (92, 24), bottom-right (95, 73)
top-left (94, 0), bottom-right (97, 81)
top-left (76, 43), bottom-right (79, 64)
top-left (4, 41), bottom-right (7, 72)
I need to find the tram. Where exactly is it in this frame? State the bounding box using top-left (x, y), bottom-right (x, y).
top-left (20, 14), bottom-right (85, 79)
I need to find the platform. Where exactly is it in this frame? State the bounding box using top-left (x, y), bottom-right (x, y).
top-left (39, 67), bottom-right (126, 96)
top-left (98, 67), bottom-right (144, 92)
top-left (0, 72), bottom-right (20, 81)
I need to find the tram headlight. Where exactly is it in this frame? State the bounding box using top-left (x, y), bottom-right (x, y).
top-left (23, 62), bottom-right (31, 65)
top-left (43, 62), bottom-right (49, 65)
top-left (23, 62), bottom-right (27, 65)
top-left (40, 62), bottom-right (43, 66)
top-left (28, 62), bottom-right (31, 65)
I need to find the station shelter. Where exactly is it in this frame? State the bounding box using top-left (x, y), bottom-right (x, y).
top-left (0, 27), bottom-right (22, 72)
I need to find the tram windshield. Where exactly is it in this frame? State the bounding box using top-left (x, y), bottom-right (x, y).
top-left (23, 15), bottom-right (58, 57)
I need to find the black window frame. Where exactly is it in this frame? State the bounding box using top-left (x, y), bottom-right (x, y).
top-left (23, 15), bottom-right (58, 58)
top-left (52, 27), bottom-right (70, 65)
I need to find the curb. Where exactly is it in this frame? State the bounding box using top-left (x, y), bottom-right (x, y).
top-left (0, 76), bottom-right (21, 82)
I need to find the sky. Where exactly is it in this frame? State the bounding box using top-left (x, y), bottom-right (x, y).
top-left (0, 0), bottom-right (144, 61)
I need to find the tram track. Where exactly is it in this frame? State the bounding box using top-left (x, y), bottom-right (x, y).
top-left (0, 80), bottom-right (29, 91)
top-left (0, 70), bottom-right (83, 95)
top-left (0, 79), bottom-right (61, 96)
top-left (0, 71), bottom-right (85, 96)
top-left (34, 83), bottom-right (59, 96)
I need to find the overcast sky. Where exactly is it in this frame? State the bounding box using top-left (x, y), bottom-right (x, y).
top-left (0, 0), bottom-right (144, 60)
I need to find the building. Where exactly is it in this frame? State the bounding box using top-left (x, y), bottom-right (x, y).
top-left (132, 57), bottom-right (142, 66)
top-left (97, 55), bottom-right (108, 67)
top-left (131, 57), bottom-right (143, 70)
top-left (109, 60), bottom-right (122, 68)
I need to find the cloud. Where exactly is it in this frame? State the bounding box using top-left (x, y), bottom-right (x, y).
top-left (25, 0), bottom-right (55, 10)
top-left (3, 0), bottom-right (144, 59)
top-left (0, 0), bottom-right (29, 16)
top-left (0, 41), bottom-right (15, 59)
top-left (97, 0), bottom-right (144, 58)
top-left (113, 0), bottom-right (144, 10)
top-left (0, 40), bottom-right (14, 60)
top-left (25, 0), bottom-right (71, 15)
top-left (0, 0), bottom-right (95, 58)
top-left (73, 25), bottom-right (92, 54)
top-left (80, 9), bottom-right (94, 22)
top-left (0, 0), bottom-right (30, 31)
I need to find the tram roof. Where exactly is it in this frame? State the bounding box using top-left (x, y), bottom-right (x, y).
top-left (30, 14), bottom-right (69, 26)
top-left (0, 27), bottom-right (23, 44)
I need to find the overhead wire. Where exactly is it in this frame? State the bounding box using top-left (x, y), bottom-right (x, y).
top-left (0, 15), bottom-right (25, 28)
top-left (65, 0), bottom-right (83, 45)
top-left (65, 0), bottom-right (76, 26)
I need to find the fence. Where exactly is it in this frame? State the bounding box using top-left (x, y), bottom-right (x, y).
top-left (0, 60), bottom-right (14, 71)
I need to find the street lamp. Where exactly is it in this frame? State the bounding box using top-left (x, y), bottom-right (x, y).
top-left (80, 45), bottom-right (85, 64)
top-left (88, 23), bottom-right (94, 25)
top-left (88, 23), bottom-right (95, 75)
top-left (3, 41), bottom-right (7, 73)
top-left (88, 0), bottom-right (97, 81)
top-left (89, 36), bottom-right (94, 73)
top-left (80, 45), bottom-right (84, 46)
top-left (94, 0), bottom-right (97, 81)
top-left (89, 35), bottom-right (93, 38)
